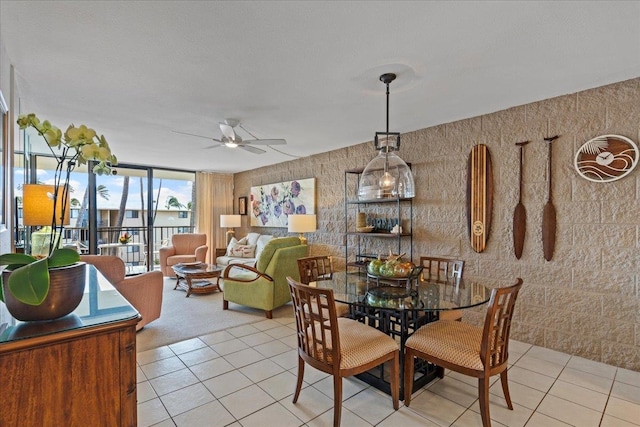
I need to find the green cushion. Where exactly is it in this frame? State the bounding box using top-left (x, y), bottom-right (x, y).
top-left (256, 237), bottom-right (302, 271)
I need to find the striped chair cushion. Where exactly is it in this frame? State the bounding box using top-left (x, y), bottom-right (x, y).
top-left (338, 318), bottom-right (398, 369)
top-left (406, 320), bottom-right (484, 371)
top-left (308, 318), bottom-right (398, 370)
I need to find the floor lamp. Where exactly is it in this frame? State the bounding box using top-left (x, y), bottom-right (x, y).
top-left (288, 214), bottom-right (316, 245)
top-left (220, 214), bottom-right (241, 244)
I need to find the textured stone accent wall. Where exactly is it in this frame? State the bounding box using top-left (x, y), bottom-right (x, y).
top-left (234, 78), bottom-right (640, 371)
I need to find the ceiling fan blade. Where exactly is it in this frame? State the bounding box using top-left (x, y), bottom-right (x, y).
top-left (172, 130), bottom-right (222, 142)
top-left (219, 123), bottom-right (237, 140)
top-left (245, 139), bottom-right (287, 146)
top-left (203, 144), bottom-right (223, 150)
top-left (239, 145), bottom-right (266, 154)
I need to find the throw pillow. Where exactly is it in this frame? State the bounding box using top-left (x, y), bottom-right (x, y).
top-left (246, 232), bottom-right (261, 246)
top-left (226, 237), bottom-right (247, 256)
top-left (229, 244), bottom-right (256, 258)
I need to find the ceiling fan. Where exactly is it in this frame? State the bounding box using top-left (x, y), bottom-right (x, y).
top-left (173, 119), bottom-right (286, 154)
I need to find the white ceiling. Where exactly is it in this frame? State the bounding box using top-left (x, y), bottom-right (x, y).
top-left (1, 1), bottom-right (639, 173)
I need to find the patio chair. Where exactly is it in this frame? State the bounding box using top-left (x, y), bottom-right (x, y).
top-left (287, 277), bottom-right (399, 427)
top-left (297, 255), bottom-right (350, 317)
top-left (419, 256), bottom-right (464, 321)
top-left (404, 278), bottom-right (523, 427)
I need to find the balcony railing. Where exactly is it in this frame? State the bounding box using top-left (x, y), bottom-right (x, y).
top-left (16, 225), bottom-right (195, 274)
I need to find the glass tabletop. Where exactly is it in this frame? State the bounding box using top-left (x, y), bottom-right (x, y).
top-left (0, 265), bottom-right (139, 345)
top-left (312, 272), bottom-right (492, 312)
top-left (171, 263), bottom-right (221, 274)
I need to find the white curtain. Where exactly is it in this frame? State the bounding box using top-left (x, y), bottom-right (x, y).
top-left (194, 172), bottom-right (234, 264)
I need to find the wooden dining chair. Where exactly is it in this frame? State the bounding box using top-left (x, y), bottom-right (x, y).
top-left (297, 255), bottom-right (350, 317)
top-left (420, 256), bottom-right (465, 321)
top-left (287, 277), bottom-right (399, 427)
top-left (404, 278), bottom-right (523, 427)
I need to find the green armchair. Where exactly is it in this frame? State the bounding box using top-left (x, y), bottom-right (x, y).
top-left (222, 236), bottom-right (307, 319)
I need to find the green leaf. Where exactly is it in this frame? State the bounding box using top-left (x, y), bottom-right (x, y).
top-left (47, 248), bottom-right (81, 268)
top-left (0, 253), bottom-right (37, 267)
top-left (7, 258), bottom-right (51, 305)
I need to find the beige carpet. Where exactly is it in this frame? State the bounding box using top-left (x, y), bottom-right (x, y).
top-left (135, 277), bottom-right (294, 352)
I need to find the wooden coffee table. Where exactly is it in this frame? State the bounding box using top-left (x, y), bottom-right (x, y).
top-left (171, 263), bottom-right (222, 297)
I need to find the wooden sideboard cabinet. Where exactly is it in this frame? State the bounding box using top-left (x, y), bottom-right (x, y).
top-left (0, 265), bottom-right (141, 427)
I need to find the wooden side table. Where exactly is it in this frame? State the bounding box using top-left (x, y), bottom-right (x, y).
top-left (172, 263), bottom-right (222, 297)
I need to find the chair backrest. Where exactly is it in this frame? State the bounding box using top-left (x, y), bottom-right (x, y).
top-left (480, 278), bottom-right (523, 370)
top-left (256, 236), bottom-right (304, 272)
top-left (419, 256), bottom-right (464, 283)
top-left (80, 255), bottom-right (125, 285)
top-left (171, 233), bottom-right (206, 254)
top-left (297, 255), bottom-right (333, 285)
top-left (287, 277), bottom-right (340, 371)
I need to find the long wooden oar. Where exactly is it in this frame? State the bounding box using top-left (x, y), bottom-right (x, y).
top-left (542, 135), bottom-right (559, 261)
top-left (513, 141), bottom-right (530, 259)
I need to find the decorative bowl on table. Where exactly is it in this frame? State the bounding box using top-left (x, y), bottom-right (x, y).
top-left (356, 226), bottom-right (375, 233)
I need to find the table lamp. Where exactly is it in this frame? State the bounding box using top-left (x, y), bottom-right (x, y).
top-left (23, 184), bottom-right (71, 256)
top-left (288, 214), bottom-right (316, 245)
top-left (220, 214), bottom-right (241, 244)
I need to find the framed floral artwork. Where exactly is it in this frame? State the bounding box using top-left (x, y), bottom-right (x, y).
top-left (250, 178), bottom-right (316, 227)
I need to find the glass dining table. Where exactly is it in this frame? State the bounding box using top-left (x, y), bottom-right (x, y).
top-left (312, 272), bottom-right (492, 398)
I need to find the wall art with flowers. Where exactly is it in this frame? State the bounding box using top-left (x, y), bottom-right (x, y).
top-left (249, 178), bottom-right (316, 227)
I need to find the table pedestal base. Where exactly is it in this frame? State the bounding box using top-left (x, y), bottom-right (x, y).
top-left (349, 304), bottom-right (440, 400)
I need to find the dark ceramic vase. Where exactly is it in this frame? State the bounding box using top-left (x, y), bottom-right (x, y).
top-left (1, 262), bottom-right (86, 321)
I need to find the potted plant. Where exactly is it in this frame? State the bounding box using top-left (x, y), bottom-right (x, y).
top-left (119, 232), bottom-right (131, 244)
top-left (0, 113), bottom-right (117, 321)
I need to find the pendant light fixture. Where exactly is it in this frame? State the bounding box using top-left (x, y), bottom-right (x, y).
top-left (358, 73), bottom-right (415, 200)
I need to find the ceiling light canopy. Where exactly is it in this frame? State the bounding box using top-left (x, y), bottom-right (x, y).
top-left (358, 73), bottom-right (415, 200)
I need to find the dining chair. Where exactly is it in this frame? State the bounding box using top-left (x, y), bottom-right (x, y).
top-left (419, 256), bottom-right (464, 321)
top-left (297, 255), bottom-right (350, 317)
top-left (287, 277), bottom-right (399, 427)
top-left (404, 278), bottom-right (523, 427)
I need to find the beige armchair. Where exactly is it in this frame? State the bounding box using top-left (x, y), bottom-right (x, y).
top-left (159, 233), bottom-right (208, 277)
top-left (80, 255), bottom-right (164, 331)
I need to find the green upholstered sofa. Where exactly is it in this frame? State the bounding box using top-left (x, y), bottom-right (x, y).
top-left (222, 236), bottom-right (307, 319)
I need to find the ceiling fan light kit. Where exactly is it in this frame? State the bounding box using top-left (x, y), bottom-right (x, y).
top-left (358, 73), bottom-right (415, 200)
top-left (173, 118), bottom-right (286, 154)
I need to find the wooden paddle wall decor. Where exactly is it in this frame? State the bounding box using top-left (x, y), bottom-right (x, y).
top-left (542, 135), bottom-right (559, 261)
top-left (466, 144), bottom-right (493, 253)
top-left (513, 141), bottom-right (530, 259)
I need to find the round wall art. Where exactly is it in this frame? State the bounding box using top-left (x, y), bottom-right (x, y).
top-left (574, 134), bottom-right (639, 183)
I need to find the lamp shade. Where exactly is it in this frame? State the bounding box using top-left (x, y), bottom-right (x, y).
top-left (220, 214), bottom-right (241, 228)
top-left (23, 184), bottom-right (70, 226)
top-left (288, 214), bottom-right (317, 233)
top-left (358, 148), bottom-right (415, 200)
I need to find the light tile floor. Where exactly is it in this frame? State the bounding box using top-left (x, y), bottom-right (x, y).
top-left (137, 317), bottom-right (640, 427)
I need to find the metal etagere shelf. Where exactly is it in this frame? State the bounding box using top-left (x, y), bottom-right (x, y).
top-left (344, 168), bottom-right (413, 271)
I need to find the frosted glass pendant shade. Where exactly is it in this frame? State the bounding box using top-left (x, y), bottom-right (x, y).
top-left (358, 149), bottom-right (415, 200)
